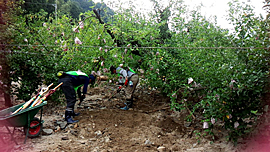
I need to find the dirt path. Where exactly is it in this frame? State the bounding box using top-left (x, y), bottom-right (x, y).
top-left (0, 84), bottom-right (262, 152)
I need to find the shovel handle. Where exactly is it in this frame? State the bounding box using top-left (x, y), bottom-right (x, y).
top-left (29, 83), bottom-right (54, 108)
top-left (35, 82), bottom-right (63, 106)
top-left (12, 83), bottom-right (54, 115)
top-left (108, 86), bottom-right (122, 101)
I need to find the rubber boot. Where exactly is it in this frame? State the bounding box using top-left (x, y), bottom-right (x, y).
top-left (120, 100), bottom-right (133, 110)
top-left (72, 110), bottom-right (80, 117)
top-left (65, 110), bottom-right (79, 124)
top-left (120, 105), bottom-right (129, 110)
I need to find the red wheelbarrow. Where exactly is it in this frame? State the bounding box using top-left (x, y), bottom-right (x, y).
top-left (0, 101), bottom-right (47, 144)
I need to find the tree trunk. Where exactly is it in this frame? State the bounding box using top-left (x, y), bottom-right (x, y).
top-left (0, 44), bottom-right (12, 107)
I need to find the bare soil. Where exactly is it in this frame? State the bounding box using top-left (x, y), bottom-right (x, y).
top-left (0, 83), bottom-right (269, 152)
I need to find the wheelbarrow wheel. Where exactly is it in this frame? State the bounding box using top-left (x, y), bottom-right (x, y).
top-left (24, 117), bottom-right (43, 138)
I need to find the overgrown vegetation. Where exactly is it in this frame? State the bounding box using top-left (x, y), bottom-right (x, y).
top-left (1, 0), bottom-right (269, 143)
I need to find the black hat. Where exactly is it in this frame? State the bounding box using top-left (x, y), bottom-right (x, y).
top-left (110, 66), bottom-right (116, 74)
top-left (89, 74), bottom-right (96, 84)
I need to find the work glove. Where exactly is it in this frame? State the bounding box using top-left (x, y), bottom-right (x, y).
top-left (124, 78), bottom-right (128, 86)
top-left (117, 86), bottom-right (122, 93)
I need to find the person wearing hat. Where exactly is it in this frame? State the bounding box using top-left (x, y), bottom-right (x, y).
top-left (57, 70), bottom-right (95, 124)
top-left (110, 65), bottom-right (139, 110)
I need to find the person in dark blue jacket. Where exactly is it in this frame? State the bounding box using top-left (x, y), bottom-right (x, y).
top-left (57, 71), bottom-right (95, 124)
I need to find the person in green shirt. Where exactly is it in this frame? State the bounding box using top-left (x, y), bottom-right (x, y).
top-left (110, 66), bottom-right (139, 110)
top-left (58, 71), bottom-right (95, 124)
